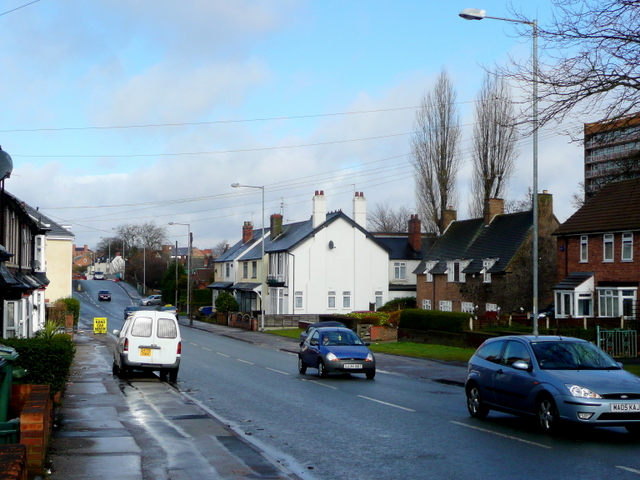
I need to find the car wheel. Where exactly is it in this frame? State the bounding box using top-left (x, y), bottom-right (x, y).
top-left (466, 383), bottom-right (490, 419)
top-left (366, 369), bottom-right (376, 380)
top-left (298, 356), bottom-right (307, 374)
top-left (112, 360), bottom-right (119, 376)
top-left (537, 395), bottom-right (560, 433)
top-left (169, 368), bottom-right (178, 382)
top-left (318, 360), bottom-right (328, 378)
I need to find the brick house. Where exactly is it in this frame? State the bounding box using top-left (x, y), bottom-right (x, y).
top-left (414, 193), bottom-right (558, 315)
top-left (554, 178), bottom-right (640, 320)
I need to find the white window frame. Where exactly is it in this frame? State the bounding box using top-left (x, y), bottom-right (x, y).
top-left (598, 288), bottom-right (637, 318)
top-left (422, 299), bottom-right (431, 310)
top-left (425, 262), bottom-right (435, 282)
top-left (342, 291), bottom-right (351, 309)
top-left (486, 303), bottom-right (498, 312)
top-left (251, 261), bottom-right (257, 279)
top-left (603, 234), bottom-right (614, 262)
top-left (580, 235), bottom-right (588, 263)
top-left (461, 302), bottom-right (475, 314)
top-left (375, 291), bottom-right (383, 309)
top-left (439, 300), bottom-right (452, 312)
top-left (394, 262), bottom-right (407, 280)
top-left (622, 232), bottom-right (633, 261)
top-left (294, 291), bottom-right (303, 309)
top-left (328, 291), bottom-right (336, 309)
top-left (242, 262), bottom-right (248, 278)
top-left (482, 259), bottom-right (495, 283)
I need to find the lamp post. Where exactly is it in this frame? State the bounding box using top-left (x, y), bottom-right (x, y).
top-left (459, 7), bottom-right (539, 336)
top-left (169, 222), bottom-right (192, 325)
top-left (231, 183), bottom-right (265, 332)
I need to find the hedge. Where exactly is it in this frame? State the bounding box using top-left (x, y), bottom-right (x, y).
top-left (398, 309), bottom-right (471, 334)
top-left (2, 335), bottom-right (76, 396)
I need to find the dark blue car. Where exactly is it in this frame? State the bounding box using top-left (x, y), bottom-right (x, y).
top-left (298, 326), bottom-right (375, 379)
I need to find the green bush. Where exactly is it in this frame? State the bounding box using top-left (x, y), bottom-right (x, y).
top-left (398, 309), bottom-right (470, 334)
top-left (378, 297), bottom-right (417, 312)
top-left (344, 311), bottom-right (390, 326)
top-left (52, 297), bottom-right (80, 326)
top-left (2, 336), bottom-right (76, 395)
top-left (215, 291), bottom-right (239, 313)
top-left (192, 288), bottom-right (212, 309)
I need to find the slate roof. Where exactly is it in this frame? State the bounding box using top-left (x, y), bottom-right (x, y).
top-left (22, 203), bottom-right (74, 238)
top-left (554, 177), bottom-right (640, 235)
top-left (214, 228), bottom-right (269, 263)
top-left (553, 272), bottom-right (594, 290)
top-left (373, 235), bottom-right (436, 260)
top-left (414, 211), bottom-right (533, 275)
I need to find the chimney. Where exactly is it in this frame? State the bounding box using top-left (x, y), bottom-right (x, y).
top-left (408, 214), bottom-right (422, 251)
top-left (484, 198), bottom-right (504, 226)
top-left (537, 190), bottom-right (554, 236)
top-left (352, 191), bottom-right (366, 227)
top-left (270, 214), bottom-right (283, 240)
top-left (242, 221), bottom-right (253, 244)
top-left (441, 207), bottom-right (457, 232)
top-left (312, 190), bottom-right (326, 228)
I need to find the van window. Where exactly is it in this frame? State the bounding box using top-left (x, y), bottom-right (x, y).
top-left (131, 317), bottom-right (153, 337)
top-left (157, 318), bottom-right (177, 339)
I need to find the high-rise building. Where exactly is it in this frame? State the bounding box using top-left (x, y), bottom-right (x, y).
top-left (584, 114), bottom-right (640, 197)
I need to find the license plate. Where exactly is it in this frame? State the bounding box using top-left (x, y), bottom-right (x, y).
top-left (343, 363), bottom-right (362, 369)
top-left (611, 403), bottom-right (640, 412)
top-left (139, 348), bottom-right (151, 357)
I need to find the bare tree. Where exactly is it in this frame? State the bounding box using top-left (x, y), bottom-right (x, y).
top-left (504, 187), bottom-right (533, 214)
top-left (571, 181), bottom-right (587, 210)
top-left (112, 222), bottom-right (167, 252)
top-left (368, 202), bottom-right (413, 233)
top-left (211, 239), bottom-right (228, 258)
top-left (411, 70), bottom-right (461, 233)
top-left (468, 73), bottom-right (519, 218)
top-left (501, 0), bottom-right (640, 130)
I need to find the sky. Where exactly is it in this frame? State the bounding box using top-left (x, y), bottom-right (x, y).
top-left (0, 0), bottom-right (592, 252)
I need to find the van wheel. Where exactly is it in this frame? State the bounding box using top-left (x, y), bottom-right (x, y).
top-left (159, 369), bottom-right (168, 380)
top-left (112, 361), bottom-right (119, 376)
top-left (169, 368), bottom-right (178, 382)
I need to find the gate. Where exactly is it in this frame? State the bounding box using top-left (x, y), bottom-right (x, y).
top-left (597, 326), bottom-right (638, 358)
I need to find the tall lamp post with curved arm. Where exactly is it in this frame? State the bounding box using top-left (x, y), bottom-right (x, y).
top-left (459, 7), bottom-right (540, 336)
top-left (169, 222), bottom-right (192, 325)
top-left (231, 183), bottom-right (266, 332)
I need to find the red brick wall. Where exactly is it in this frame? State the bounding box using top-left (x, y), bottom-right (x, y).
top-left (416, 274), bottom-right (466, 311)
top-left (0, 444), bottom-right (27, 480)
top-left (13, 385), bottom-right (52, 478)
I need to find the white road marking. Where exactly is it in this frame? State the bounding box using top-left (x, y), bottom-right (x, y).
top-left (302, 379), bottom-right (338, 389)
top-left (451, 421), bottom-right (552, 449)
top-left (617, 466), bottom-right (640, 475)
top-left (237, 359), bottom-right (254, 365)
top-left (266, 367), bottom-right (290, 375)
top-left (189, 342), bottom-right (198, 346)
top-left (216, 352), bottom-right (230, 357)
top-left (202, 347), bottom-right (212, 351)
top-left (357, 395), bottom-right (416, 412)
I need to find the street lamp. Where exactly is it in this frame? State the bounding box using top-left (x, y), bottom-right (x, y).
top-left (231, 182), bottom-right (266, 332)
top-left (169, 222), bottom-right (192, 325)
top-left (459, 7), bottom-right (540, 336)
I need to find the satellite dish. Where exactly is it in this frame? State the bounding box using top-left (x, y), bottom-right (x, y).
top-left (0, 146), bottom-right (13, 180)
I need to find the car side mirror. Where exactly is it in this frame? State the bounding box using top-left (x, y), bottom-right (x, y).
top-left (112, 329), bottom-right (120, 336)
top-left (310, 340), bottom-right (318, 346)
top-left (512, 360), bottom-right (532, 371)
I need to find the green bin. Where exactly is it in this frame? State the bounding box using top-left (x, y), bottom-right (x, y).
top-left (0, 346), bottom-right (19, 423)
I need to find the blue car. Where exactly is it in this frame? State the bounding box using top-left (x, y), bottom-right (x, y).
top-left (465, 335), bottom-right (640, 434)
top-left (298, 326), bottom-right (375, 379)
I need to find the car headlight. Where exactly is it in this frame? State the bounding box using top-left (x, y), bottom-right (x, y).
top-left (566, 384), bottom-right (602, 399)
top-left (366, 353), bottom-right (374, 362)
top-left (325, 352), bottom-right (339, 362)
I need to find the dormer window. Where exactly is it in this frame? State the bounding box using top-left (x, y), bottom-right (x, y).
top-left (482, 259), bottom-right (497, 283)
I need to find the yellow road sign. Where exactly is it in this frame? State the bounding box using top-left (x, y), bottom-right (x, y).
top-left (93, 317), bottom-right (107, 334)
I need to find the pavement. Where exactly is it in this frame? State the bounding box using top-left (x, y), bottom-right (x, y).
top-left (47, 316), bottom-right (468, 480)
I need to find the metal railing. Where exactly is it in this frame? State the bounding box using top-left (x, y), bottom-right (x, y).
top-left (597, 326), bottom-right (638, 358)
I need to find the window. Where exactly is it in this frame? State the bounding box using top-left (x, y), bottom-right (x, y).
top-left (131, 317), bottom-right (152, 337)
top-left (622, 232), bottom-right (633, 261)
top-left (295, 291), bottom-right (303, 309)
top-left (242, 262), bottom-right (248, 278)
top-left (501, 341), bottom-right (531, 367)
top-left (328, 291), bottom-right (336, 309)
top-left (422, 299), bottom-right (431, 310)
top-left (461, 302), bottom-right (475, 314)
top-left (603, 234), bottom-right (614, 262)
top-left (394, 262), bottom-right (407, 280)
top-left (425, 262), bottom-right (435, 282)
top-left (157, 319), bottom-right (178, 339)
top-left (439, 300), bottom-right (452, 312)
top-left (375, 291), bottom-right (383, 309)
top-left (486, 303), bottom-right (498, 312)
top-left (580, 236), bottom-right (588, 262)
top-left (251, 261), bottom-right (257, 278)
top-left (597, 288), bottom-right (636, 318)
top-left (225, 263), bottom-right (231, 278)
top-left (342, 291), bottom-right (351, 309)
top-left (483, 259), bottom-right (495, 283)
top-left (3, 302), bottom-right (18, 338)
top-left (447, 261), bottom-right (463, 282)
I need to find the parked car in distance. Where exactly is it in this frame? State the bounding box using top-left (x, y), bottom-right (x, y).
top-left (159, 305), bottom-right (178, 316)
top-left (299, 321), bottom-right (347, 344)
top-left (465, 335), bottom-right (640, 434)
top-left (140, 294), bottom-right (162, 306)
top-left (94, 271), bottom-right (105, 280)
top-left (123, 305), bottom-right (156, 319)
top-left (298, 326), bottom-right (376, 379)
top-left (112, 310), bottom-right (181, 382)
top-left (98, 290), bottom-right (111, 301)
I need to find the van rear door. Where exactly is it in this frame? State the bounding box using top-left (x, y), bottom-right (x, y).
top-left (153, 315), bottom-right (180, 365)
top-left (126, 314), bottom-right (155, 364)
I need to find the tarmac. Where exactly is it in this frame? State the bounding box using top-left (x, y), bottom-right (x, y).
top-left (47, 316), bottom-right (468, 480)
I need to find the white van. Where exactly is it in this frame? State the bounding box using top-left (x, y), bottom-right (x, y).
top-left (112, 310), bottom-right (181, 381)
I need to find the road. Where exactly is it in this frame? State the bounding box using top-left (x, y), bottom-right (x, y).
top-left (73, 280), bottom-right (640, 480)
